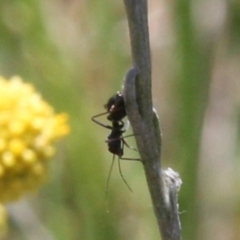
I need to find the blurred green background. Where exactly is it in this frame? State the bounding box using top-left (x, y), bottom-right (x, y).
top-left (1, 0), bottom-right (240, 239)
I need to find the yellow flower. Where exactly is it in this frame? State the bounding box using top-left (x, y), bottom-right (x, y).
top-left (0, 76), bottom-right (70, 203)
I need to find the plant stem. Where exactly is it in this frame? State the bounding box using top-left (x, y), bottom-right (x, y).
top-left (123, 1), bottom-right (182, 239)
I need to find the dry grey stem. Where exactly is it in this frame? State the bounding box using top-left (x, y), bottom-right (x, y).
top-left (123, 68), bottom-right (181, 240)
top-left (123, 0), bottom-right (182, 239)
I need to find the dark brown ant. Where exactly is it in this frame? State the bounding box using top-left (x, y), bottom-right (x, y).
top-left (91, 92), bottom-right (140, 193)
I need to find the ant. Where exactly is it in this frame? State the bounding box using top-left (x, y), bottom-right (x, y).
top-left (91, 92), bottom-right (140, 193)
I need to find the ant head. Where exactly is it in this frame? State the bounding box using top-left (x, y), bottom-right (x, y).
top-left (104, 92), bottom-right (122, 112)
top-left (105, 92), bottom-right (126, 122)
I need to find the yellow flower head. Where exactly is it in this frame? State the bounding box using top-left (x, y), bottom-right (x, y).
top-left (0, 76), bottom-right (70, 203)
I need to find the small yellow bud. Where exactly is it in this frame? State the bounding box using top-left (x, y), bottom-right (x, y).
top-left (8, 138), bottom-right (25, 155)
top-left (1, 152), bottom-right (16, 168)
top-left (0, 140), bottom-right (6, 153)
top-left (22, 149), bottom-right (37, 164)
top-left (9, 120), bottom-right (25, 136)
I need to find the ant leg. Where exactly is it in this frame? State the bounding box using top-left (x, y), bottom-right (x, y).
top-left (105, 154), bottom-right (135, 200)
top-left (117, 156), bottom-right (132, 192)
top-left (122, 138), bottom-right (141, 162)
top-left (105, 154), bottom-right (115, 200)
top-left (122, 138), bottom-right (138, 152)
top-left (121, 133), bottom-right (139, 139)
top-left (122, 132), bottom-right (140, 152)
top-left (91, 112), bottom-right (112, 129)
top-left (120, 156), bottom-right (141, 161)
top-left (105, 154), bottom-right (117, 213)
top-left (106, 134), bottom-right (136, 143)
